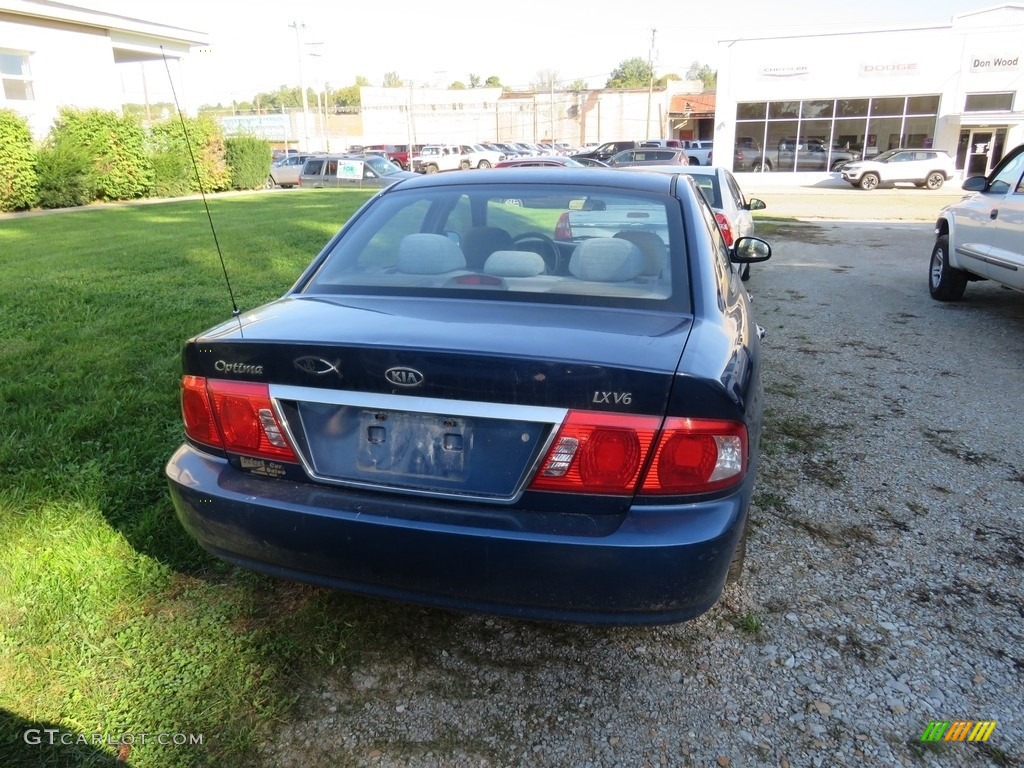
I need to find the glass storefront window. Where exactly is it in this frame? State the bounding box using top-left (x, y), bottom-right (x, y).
top-left (836, 99), bottom-right (869, 117)
top-left (768, 101), bottom-right (800, 119)
top-left (801, 100), bottom-right (834, 119)
top-left (870, 97), bottom-right (905, 116)
top-left (964, 92), bottom-right (1014, 112)
top-left (865, 116), bottom-right (903, 156)
top-left (906, 95), bottom-right (939, 114)
top-left (736, 102), bottom-right (767, 120)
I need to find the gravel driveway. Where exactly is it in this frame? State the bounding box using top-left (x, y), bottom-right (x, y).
top-left (264, 220), bottom-right (1024, 768)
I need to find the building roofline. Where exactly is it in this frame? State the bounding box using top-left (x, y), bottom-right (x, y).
top-left (0, 0), bottom-right (208, 46)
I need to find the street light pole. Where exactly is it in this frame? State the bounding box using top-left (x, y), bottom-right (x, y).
top-left (646, 28), bottom-right (657, 140)
top-left (289, 20), bottom-right (310, 151)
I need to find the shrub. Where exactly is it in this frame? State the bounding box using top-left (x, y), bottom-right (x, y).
top-left (225, 136), bottom-right (272, 190)
top-left (150, 151), bottom-right (195, 198)
top-left (34, 142), bottom-right (95, 209)
top-left (0, 109), bottom-right (38, 211)
top-left (148, 115), bottom-right (231, 195)
top-left (48, 107), bottom-right (152, 200)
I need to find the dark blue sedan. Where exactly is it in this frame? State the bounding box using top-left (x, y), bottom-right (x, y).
top-left (166, 168), bottom-right (771, 625)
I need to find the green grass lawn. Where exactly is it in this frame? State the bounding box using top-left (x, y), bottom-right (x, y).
top-left (0, 190), bottom-right (479, 767)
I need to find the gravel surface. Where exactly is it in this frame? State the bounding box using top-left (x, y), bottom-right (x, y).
top-left (263, 220), bottom-right (1024, 768)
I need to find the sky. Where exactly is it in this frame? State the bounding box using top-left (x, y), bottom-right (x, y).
top-left (90, 0), bottom-right (1011, 107)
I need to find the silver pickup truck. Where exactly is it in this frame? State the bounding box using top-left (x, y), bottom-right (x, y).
top-left (683, 140), bottom-right (714, 166)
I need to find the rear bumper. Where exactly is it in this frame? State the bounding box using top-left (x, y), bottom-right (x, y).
top-left (166, 444), bottom-right (751, 625)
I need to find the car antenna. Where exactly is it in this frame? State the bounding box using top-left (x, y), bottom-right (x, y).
top-left (161, 47), bottom-right (241, 321)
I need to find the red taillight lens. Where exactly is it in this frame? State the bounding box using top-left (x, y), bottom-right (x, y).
top-left (182, 375), bottom-right (221, 447)
top-left (714, 212), bottom-right (734, 246)
top-left (642, 418), bottom-right (747, 494)
top-left (529, 412), bottom-right (746, 496)
top-left (554, 211), bottom-right (573, 241)
top-left (530, 412), bottom-right (660, 494)
top-left (181, 377), bottom-right (298, 463)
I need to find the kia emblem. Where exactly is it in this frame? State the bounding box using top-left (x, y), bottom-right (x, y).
top-left (385, 367), bottom-right (424, 387)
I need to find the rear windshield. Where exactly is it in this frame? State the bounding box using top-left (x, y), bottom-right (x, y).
top-left (302, 183), bottom-right (688, 310)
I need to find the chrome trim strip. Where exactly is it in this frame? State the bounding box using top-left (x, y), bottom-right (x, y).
top-left (955, 245), bottom-right (988, 263)
top-left (985, 254), bottom-right (1019, 272)
top-left (268, 385), bottom-right (568, 504)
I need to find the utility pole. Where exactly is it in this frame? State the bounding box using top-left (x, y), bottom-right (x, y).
top-left (645, 28), bottom-right (657, 139)
top-left (289, 20), bottom-right (310, 151)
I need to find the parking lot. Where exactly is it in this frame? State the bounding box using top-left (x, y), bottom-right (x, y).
top-left (261, 207), bottom-right (1023, 767)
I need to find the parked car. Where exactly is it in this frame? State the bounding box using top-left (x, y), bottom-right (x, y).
top-left (298, 154), bottom-right (418, 188)
top-left (619, 165), bottom-right (767, 280)
top-left (842, 148), bottom-right (957, 190)
top-left (606, 147), bottom-right (690, 167)
top-left (166, 167), bottom-right (771, 625)
top-left (363, 144), bottom-right (410, 170)
top-left (266, 153), bottom-right (312, 189)
top-left (571, 140), bottom-right (641, 163)
top-left (681, 140), bottom-right (714, 166)
top-left (929, 142), bottom-right (1024, 301)
top-left (493, 156), bottom-right (586, 168)
top-left (458, 144), bottom-right (505, 169)
top-left (411, 145), bottom-right (465, 173)
top-left (744, 138), bottom-right (858, 172)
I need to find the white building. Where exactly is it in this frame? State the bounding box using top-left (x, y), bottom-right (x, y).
top-left (0, 0), bottom-right (207, 138)
top-left (715, 4), bottom-right (1024, 178)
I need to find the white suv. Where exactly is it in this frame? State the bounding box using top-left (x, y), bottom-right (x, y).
top-left (929, 143), bottom-right (1024, 301)
top-left (842, 148), bottom-right (956, 190)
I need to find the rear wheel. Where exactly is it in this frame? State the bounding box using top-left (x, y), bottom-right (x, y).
top-left (264, 176), bottom-right (275, 190)
top-left (689, 156), bottom-right (701, 166)
top-left (925, 172), bottom-right (945, 190)
top-left (478, 159), bottom-right (491, 169)
top-left (858, 172), bottom-right (879, 190)
top-left (751, 161), bottom-right (771, 173)
top-left (929, 234), bottom-right (967, 301)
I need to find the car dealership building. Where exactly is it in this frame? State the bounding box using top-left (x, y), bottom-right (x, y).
top-left (714, 4), bottom-right (1024, 178)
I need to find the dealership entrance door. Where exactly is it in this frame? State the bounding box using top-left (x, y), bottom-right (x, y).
top-left (957, 128), bottom-right (1008, 176)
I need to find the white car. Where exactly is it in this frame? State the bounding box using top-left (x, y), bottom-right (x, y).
top-left (841, 148), bottom-right (956, 190)
top-left (618, 165), bottom-right (767, 280)
top-left (929, 142), bottom-right (1024, 301)
top-left (458, 144), bottom-right (505, 169)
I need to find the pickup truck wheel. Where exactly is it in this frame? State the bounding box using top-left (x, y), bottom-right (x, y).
top-left (925, 172), bottom-right (945, 190)
top-left (424, 164), bottom-right (439, 174)
top-left (460, 160), bottom-right (471, 170)
top-left (830, 160), bottom-right (848, 172)
top-left (477, 160), bottom-right (491, 169)
top-left (688, 156), bottom-right (701, 166)
top-left (751, 161), bottom-right (771, 173)
top-left (858, 172), bottom-right (879, 190)
top-left (929, 234), bottom-right (967, 301)
top-left (264, 176), bottom-right (275, 190)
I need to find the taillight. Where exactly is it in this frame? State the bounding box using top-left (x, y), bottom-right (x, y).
top-left (641, 418), bottom-right (746, 494)
top-left (529, 412), bottom-right (746, 495)
top-left (714, 212), bottom-right (734, 246)
top-left (554, 211), bottom-right (573, 241)
top-left (181, 376), bottom-right (298, 462)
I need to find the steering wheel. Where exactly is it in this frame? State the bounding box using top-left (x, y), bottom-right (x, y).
top-left (511, 232), bottom-right (561, 274)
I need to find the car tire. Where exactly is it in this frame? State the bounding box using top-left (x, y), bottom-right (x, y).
top-left (751, 161), bottom-right (771, 173)
top-left (925, 172), bottom-right (945, 190)
top-left (264, 176), bottom-right (275, 190)
top-left (478, 160), bottom-right (491, 169)
top-left (726, 521), bottom-right (748, 585)
top-left (689, 156), bottom-right (701, 166)
top-left (929, 234), bottom-right (968, 301)
top-left (830, 160), bottom-right (848, 172)
top-left (425, 164), bottom-right (439, 174)
top-left (460, 160), bottom-right (471, 170)
top-left (858, 172), bottom-right (879, 190)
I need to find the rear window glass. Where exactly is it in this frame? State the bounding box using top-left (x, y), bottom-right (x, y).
top-left (303, 184), bottom-right (687, 309)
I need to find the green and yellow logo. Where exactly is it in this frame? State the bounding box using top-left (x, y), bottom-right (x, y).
top-left (921, 720), bottom-right (997, 742)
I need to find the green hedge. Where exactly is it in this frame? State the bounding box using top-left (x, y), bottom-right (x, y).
top-left (0, 109), bottom-right (38, 211)
top-left (225, 136), bottom-right (272, 190)
top-left (148, 115), bottom-right (231, 195)
top-left (34, 142), bottom-right (95, 209)
top-left (49, 107), bottom-right (152, 200)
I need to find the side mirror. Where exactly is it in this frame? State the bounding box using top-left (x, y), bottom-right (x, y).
top-left (731, 236), bottom-right (772, 264)
top-left (962, 176), bottom-right (987, 192)
top-left (747, 198), bottom-right (767, 211)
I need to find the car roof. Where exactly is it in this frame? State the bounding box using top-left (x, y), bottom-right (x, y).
top-left (392, 167), bottom-right (679, 194)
